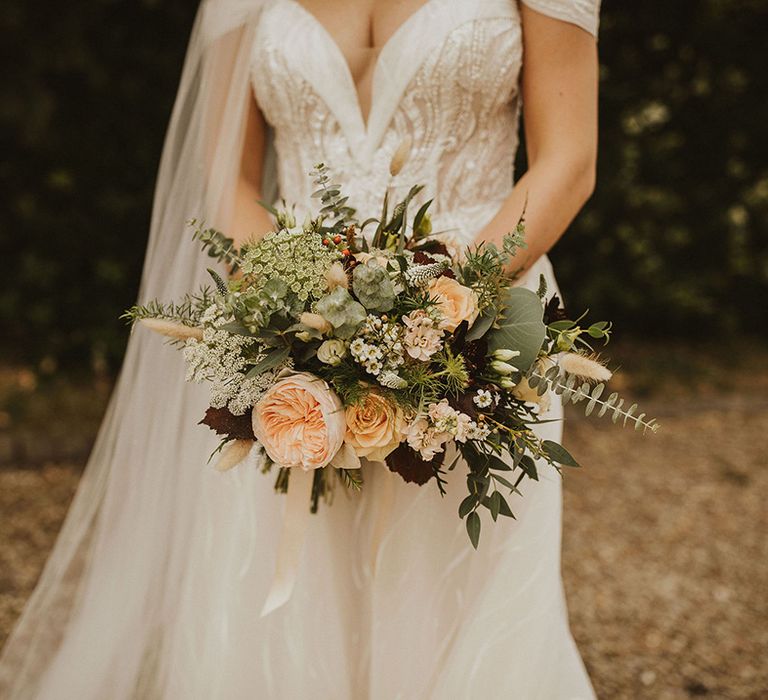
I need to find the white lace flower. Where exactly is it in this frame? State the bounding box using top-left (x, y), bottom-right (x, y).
top-left (473, 389), bottom-right (493, 408)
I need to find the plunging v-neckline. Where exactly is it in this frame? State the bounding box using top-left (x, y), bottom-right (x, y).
top-left (286, 0), bottom-right (438, 132)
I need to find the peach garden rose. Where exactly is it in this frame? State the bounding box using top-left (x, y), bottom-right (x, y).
top-left (344, 393), bottom-right (405, 462)
top-left (252, 372), bottom-right (346, 470)
top-left (428, 276), bottom-right (479, 332)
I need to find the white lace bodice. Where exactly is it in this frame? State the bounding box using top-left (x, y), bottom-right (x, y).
top-left (250, 0), bottom-right (598, 246)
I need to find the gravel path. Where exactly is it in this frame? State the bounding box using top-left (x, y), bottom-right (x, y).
top-left (562, 400), bottom-right (767, 699)
top-left (1, 355), bottom-right (766, 698)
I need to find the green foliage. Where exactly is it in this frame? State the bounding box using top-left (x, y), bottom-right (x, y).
top-left (2, 1), bottom-right (766, 368)
top-left (193, 223), bottom-right (242, 271)
top-left (310, 163), bottom-right (356, 234)
top-left (314, 288), bottom-right (366, 339)
top-left (122, 287), bottom-right (214, 326)
top-left (352, 260), bottom-right (396, 311)
top-left (486, 288), bottom-right (547, 372)
top-left (529, 368), bottom-right (661, 435)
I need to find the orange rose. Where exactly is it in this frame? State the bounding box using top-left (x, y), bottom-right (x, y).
top-left (252, 373), bottom-right (345, 470)
top-left (345, 393), bottom-right (405, 462)
top-left (428, 276), bottom-right (479, 332)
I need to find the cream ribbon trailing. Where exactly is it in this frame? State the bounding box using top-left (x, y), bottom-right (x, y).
top-left (260, 467), bottom-right (315, 617)
top-left (260, 461), bottom-right (397, 616)
top-left (369, 462), bottom-right (395, 575)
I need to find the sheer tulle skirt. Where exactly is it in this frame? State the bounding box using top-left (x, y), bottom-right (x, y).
top-left (1, 252), bottom-right (594, 699)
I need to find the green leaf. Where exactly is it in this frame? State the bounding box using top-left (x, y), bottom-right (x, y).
top-left (548, 319), bottom-right (576, 332)
top-left (489, 491), bottom-right (502, 521)
top-left (219, 321), bottom-right (254, 337)
top-left (466, 511), bottom-right (481, 549)
top-left (585, 383), bottom-right (605, 416)
top-left (359, 217), bottom-right (379, 230)
top-left (519, 455), bottom-right (539, 481)
top-left (465, 309), bottom-right (496, 341)
top-left (486, 287), bottom-right (546, 372)
top-left (458, 495), bottom-right (476, 518)
top-left (257, 200), bottom-right (279, 217)
top-left (542, 440), bottom-right (580, 467)
top-left (412, 199), bottom-right (433, 236)
top-left (497, 494), bottom-right (515, 519)
top-left (486, 454), bottom-right (512, 472)
top-left (245, 346), bottom-right (290, 377)
top-left (491, 473), bottom-right (516, 490)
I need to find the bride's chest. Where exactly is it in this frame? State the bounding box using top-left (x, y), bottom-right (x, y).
top-left (251, 0), bottom-right (523, 157)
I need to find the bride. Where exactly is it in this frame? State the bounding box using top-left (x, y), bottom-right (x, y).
top-left (1, 0), bottom-right (600, 697)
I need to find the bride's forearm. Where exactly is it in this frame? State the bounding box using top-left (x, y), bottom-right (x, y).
top-left (230, 178), bottom-right (275, 249)
top-left (229, 93), bottom-right (273, 250)
top-left (481, 5), bottom-right (599, 275)
top-left (475, 155), bottom-right (595, 274)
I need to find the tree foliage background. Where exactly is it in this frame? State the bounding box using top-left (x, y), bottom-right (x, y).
top-left (1, 0), bottom-right (766, 370)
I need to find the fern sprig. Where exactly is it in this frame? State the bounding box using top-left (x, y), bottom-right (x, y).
top-left (121, 286), bottom-right (215, 326)
top-left (337, 468), bottom-right (364, 492)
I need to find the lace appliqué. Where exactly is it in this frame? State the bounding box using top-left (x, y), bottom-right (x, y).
top-left (251, 2), bottom-right (526, 245)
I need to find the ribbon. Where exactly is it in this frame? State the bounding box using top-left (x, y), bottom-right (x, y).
top-left (369, 462), bottom-right (395, 575)
top-left (260, 460), bottom-right (396, 616)
top-left (260, 468), bottom-right (314, 617)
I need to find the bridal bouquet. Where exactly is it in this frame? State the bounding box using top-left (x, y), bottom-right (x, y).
top-left (125, 164), bottom-right (657, 548)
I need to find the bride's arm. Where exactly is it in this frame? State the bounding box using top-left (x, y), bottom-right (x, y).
top-left (475, 6), bottom-right (598, 272)
top-left (231, 91), bottom-right (275, 248)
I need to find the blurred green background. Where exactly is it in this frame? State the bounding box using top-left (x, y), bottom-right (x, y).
top-left (2, 4), bottom-right (768, 698)
top-left (1, 0), bottom-right (767, 370)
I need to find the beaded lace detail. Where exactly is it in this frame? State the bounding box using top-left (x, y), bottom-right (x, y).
top-left (250, 0), bottom-right (597, 245)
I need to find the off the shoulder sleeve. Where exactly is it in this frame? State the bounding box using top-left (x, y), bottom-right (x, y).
top-left (520, 0), bottom-right (600, 37)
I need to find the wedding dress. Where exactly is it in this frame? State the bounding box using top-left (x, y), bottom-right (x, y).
top-left (0, 1), bottom-right (600, 698)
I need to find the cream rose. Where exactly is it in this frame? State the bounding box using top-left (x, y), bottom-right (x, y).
top-left (428, 276), bottom-right (479, 332)
top-left (345, 393), bottom-right (405, 462)
top-left (252, 372), bottom-right (345, 470)
top-left (317, 339), bottom-right (347, 366)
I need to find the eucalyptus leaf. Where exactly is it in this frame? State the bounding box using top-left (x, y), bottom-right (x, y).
top-left (486, 454), bottom-right (512, 472)
top-left (519, 455), bottom-right (539, 481)
top-left (245, 346), bottom-right (290, 377)
top-left (542, 440), bottom-right (580, 467)
top-left (491, 473), bottom-right (516, 490)
top-left (219, 321), bottom-right (254, 337)
top-left (497, 494), bottom-right (515, 519)
top-left (489, 491), bottom-right (502, 521)
top-left (466, 511), bottom-right (481, 549)
top-left (465, 310), bottom-right (496, 341)
top-left (486, 287), bottom-right (546, 372)
top-left (458, 495), bottom-right (476, 519)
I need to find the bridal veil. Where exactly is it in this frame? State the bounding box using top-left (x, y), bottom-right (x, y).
top-left (0, 1), bottom-right (274, 696)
